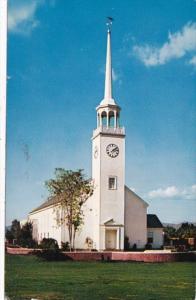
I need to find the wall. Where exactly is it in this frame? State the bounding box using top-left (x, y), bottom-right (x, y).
top-left (99, 134), bottom-right (125, 227)
top-left (28, 206), bottom-right (64, 247)
top-left (91, 134), bottom-right (101, 250)
top-left (147, 228), bottom-right (163, 248)
top-left (92, 132), bottom-right (125, 250)
top-left (125, 187), bottom-right (148, 249)
top-left (29, 202), bottom-right (96, 250)
top-left (74, 198), bottom-right (95, 249)
top-left (6, 248), bottom-right (196, 262)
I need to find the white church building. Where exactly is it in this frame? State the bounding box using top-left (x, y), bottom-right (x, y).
top-left (29, 26), bottom-right (163, 251)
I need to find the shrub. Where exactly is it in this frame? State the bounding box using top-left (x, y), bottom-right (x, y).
top-left (145, 243), bottom-right (152, 250)
top-left (132, 243), bottom-right (137, 251)
top-left (19, 238), bottom-right (38, 249)
top-left (36, 249), bottom-right (68, 261)
top-left (39, 238), bottom-right (59, 250)
top-left (61, 241), bottom-right (70, 251)
top-left (36, 238), bottom-right (72, 261)
top-left (124, 236), bottom-right (130, 250)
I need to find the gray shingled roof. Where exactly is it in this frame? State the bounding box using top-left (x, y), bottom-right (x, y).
top-left (30, 197), bottom-right (59, 214)
top-left (30, 185), bottom-right (148, 214)
top-left (147, 214), bottom-right (163, 228)
top-left (30, 189), bottom-right (154, 221)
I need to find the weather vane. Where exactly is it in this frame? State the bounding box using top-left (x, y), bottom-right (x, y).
top-left (106, 16), bottom-right (114, 31)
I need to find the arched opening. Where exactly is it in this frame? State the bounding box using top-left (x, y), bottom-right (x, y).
top-left (109, 111), bottom-right (115, 127)
top-left (101, 111), bottom-right (107, 127)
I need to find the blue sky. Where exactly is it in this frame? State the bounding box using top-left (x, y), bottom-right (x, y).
top-left (6, 0), bottom-right (196, 225)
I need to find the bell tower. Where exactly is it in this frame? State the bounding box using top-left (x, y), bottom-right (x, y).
top-left (91, 20), bottom-right (125, 250)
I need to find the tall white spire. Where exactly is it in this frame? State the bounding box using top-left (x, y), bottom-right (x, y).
top-left (104, 29), bottom-right (113, 101)
top-left (100, 24), bottom-right (116, 106)
top-left (95, 19), bottom-right (123, 132)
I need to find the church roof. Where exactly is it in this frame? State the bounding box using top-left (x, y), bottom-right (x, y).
top-left (29, 197), bottom-right (58, 214)
top-left (30, 185), bottom-right (150, 214)
top-left (147, 214), bottom-right (163, 228)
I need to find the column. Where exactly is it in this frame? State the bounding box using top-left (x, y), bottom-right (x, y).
top-left (97, 113), bottom-right (99, 128)
top-left (114, 111), bottom-right (117, 128)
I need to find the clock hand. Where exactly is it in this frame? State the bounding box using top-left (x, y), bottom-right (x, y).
top-left (111, 147), bottom-right (118, 153)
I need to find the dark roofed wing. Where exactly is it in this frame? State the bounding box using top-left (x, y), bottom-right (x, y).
top-left (147, 214), bottom-right (163, 228)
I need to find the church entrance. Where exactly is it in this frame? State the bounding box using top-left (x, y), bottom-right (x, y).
top-left (105, 229), bottom-right (117, 250)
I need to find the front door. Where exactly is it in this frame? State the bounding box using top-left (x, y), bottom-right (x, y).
top-left (105, 229), bottom-right (117, 249)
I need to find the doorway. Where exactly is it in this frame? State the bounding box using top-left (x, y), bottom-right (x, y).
top-left (105, 229), bottom-right (117, 249)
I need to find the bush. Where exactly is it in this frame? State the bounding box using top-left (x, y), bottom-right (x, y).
top-left (19, 238), bottom-right (38, 249)
top-left (124, 236), bottom-right (130, 250)
top-left (36, 238), bottom-right (72, 261)
top-left (145, 243), bottom-right (152, 250)
top-left (61, 241), bottom-right (70, 251)
top-left (132, 243), bottom-right (137, 251)
top-left (36, 249), bottom-right (68, 261)
top-left (39, 238), bottom-right (59, 250)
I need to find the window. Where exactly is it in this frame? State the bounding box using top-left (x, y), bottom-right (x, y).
top-left (147, 232), bottom-right (153, 244)
top-left (108, 176), bottom-right (117, 189)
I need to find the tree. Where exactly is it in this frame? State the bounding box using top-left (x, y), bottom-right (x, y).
top-left (45, 168), bottom-right (94, 251)
top-left (5, 229), bottom-right (14, 244)
top-left (19, 222), bottom-right (36, 248)
top-left (177, 223), bottom-right (196, 239)
top-left (6, 219), bottom-right (36, 248)
top-left (6, 219), bottom-right (21, 244)
top-left (164, 226), bottom-right (177, 239)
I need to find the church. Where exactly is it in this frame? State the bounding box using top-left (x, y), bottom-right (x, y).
top-left (28, 25), bottom-right (163, 251)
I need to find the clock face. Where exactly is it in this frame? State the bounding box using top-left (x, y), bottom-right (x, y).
top-left (94, 146), bottom-right (98, 159)
top-left (106, 144), bottom-right (119, 158)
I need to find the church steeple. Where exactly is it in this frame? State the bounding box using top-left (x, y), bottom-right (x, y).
top-left (92, 20), bottom-right (125, 252)
top-left (101, 29), bottom-right (116, 105)
top-left (95, 19), bottom-right (124, 132)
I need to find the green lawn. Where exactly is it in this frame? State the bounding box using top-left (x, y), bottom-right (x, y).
top-left (5, 254), bottom-right (196, 300)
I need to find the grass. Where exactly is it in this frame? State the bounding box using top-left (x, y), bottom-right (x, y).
top-left (5, 254), bottom-right (196, 300)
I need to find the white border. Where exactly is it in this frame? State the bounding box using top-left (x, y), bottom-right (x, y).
top-left (0, 0), bottom-right (7, 298)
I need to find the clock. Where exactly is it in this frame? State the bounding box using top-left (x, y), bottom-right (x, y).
top-left (94, 146), bottom-right (98, 158)
top-left (106, 144), bottom-right (119, 158)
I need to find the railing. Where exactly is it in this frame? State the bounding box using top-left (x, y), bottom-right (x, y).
top-left (93, 126), bottom-right (125, 136)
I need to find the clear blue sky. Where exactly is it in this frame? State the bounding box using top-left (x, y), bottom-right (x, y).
top-left (6, 0), bottom-right (196, 225)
